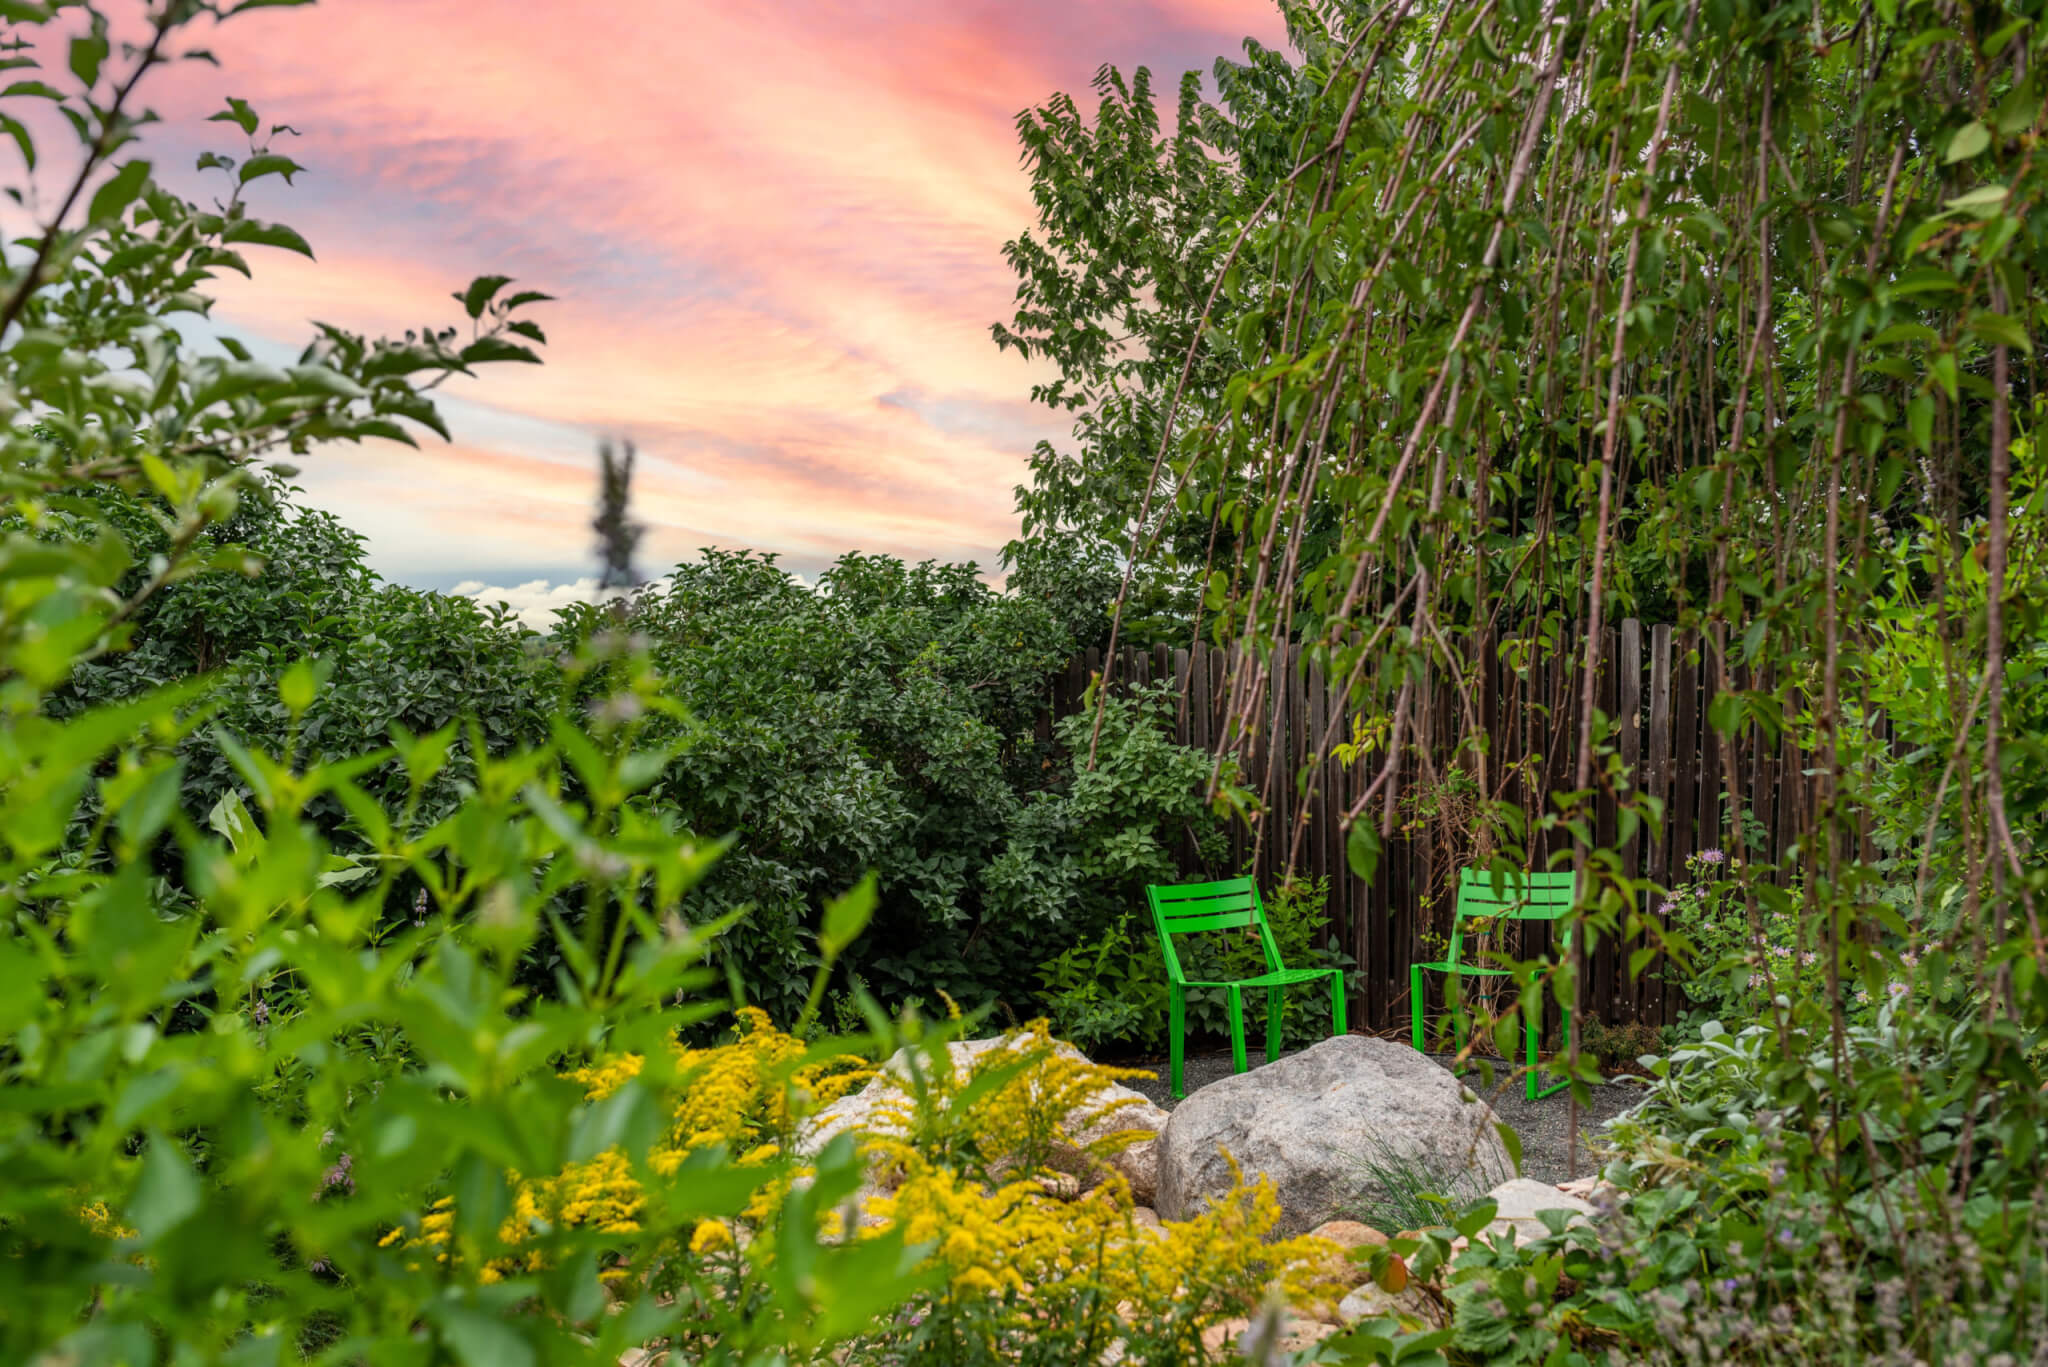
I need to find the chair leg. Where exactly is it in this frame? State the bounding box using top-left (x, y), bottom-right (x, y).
top-left (1330, 970), bottom-right (1347, 1038)
top-left (1265, 986), bottom-right (1283, 1063)
top-left (1170, 986), bottom-right (1186, 1100)
top-left (1529, 993), bottom-right (1571, 1100)
top-left (1227, 987), bottom-right (1247, 1076)
top-left (1525, 989), bottom-right (1540, 1102)
top-left (1409, 964), bottom-right (1425, 1052)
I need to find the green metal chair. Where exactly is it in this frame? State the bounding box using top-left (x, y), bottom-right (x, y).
top-left (1147, 877), bottom-right (1347, 1100)
top-left (1409, 867), bottom-right (1576, 1101)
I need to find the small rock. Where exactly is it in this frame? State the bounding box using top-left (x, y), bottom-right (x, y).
top-left (1202, 1314), bottom-right (1340, 1355)
top-left (1199, 1318), bottom-right (1251, 1356)
top-left (1475, 1177), bottom-right (1596, 1247)
top-left (1308, 1218), bottom-right (1389, 1251)
top-left (1555, 1173), bottom-right (1622, 1206)
top-left (1277, 1319), bottom-right (1337, 1352)
top-left (1038, 1171), bottom-right (1081, 1200)
top-left (1305, 1218), bottom-right (1388, 1287)
top-left (1128, 1206), bottom-right (1167, 1241)
top-left (1337, 1282), bottom-right (1444, 1329)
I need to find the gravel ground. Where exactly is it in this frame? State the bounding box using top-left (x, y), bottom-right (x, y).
top-left (1113, 1038), bottom-right (1647, 1185)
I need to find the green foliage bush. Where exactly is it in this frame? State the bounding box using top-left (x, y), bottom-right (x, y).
top-left (551, 561), bottom-right (1233, 1028)
top-left (51, 478), bottom-right (559, 837)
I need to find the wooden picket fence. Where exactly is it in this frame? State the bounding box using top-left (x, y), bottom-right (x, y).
top-left (1046, 623), bottom-right (1868, 1032)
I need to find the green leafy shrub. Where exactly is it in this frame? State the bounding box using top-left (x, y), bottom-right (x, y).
top-left (53, 477), bottom-right (558, 838)
top-left (1036, 913), bottom-right (1159, 1054)
top-left (552, 553), bottom-right (1232, 1025)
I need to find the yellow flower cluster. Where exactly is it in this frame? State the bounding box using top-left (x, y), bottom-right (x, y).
top-left (863, 1019), bottom-right (1155, 1182)
top-left (78, 1200), bottom-right (136, 1242)
top-left (380, 1008), bottom-right (1344, 1341)
top-left (865, 1154), bottom-right (1343, 1317)
top-left (385, 1006), bottom-right (867, 1274)
top-left (566, 1005), bottom-right (873, 1154)
top-left (1110, 1163), bottom-right (1343, 1314)
top-left (869, 1155), bottom-right (1100, 1296)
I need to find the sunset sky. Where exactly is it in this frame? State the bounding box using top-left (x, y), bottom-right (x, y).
top-left (136, 0), bottom-right (1289, 620)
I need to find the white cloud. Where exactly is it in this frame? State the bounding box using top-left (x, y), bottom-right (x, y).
top-left (451, 576), bottom-right (614, 631)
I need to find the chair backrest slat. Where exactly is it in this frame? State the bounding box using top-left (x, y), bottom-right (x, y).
top-left (1161, 909), bottom-right (1254, 933)
top-left (1454, 868), bottom-right (1576, 921)
top-left (1147, 877), bottom-right (1282, 983)
top-left (1446, 868), bottom-right (1578, 968)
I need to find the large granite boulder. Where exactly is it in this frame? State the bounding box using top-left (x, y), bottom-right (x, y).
top-left (1156, 1035), bottom-right (1513, 1237)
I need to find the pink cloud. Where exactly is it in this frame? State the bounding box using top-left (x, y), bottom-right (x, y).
top-left (135, 0), bottom-right (1289, 583)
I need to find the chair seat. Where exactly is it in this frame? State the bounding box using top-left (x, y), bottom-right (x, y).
top-left (1412, 960), bottom-right (1511, 976)
top-left (1185, 967), bottom-right (1338, 989)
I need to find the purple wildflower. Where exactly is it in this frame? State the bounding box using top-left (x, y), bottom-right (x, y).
top-left (1698, 848), bottom-right (1726, 865)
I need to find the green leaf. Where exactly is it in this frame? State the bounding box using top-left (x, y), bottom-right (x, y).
top-left (210, 96), bottom-right (259, 136)
top-left (116, 762), bottom-right (185, 852)
top-left (821, 873), bottom-right (878, 961)
top-left (1, 79), bottom-right (66, 100)
top-left (459, 337), bottom-right (541, 366)
top-left (1887, 266), bottom-right (1958, 297)
top-left (460, 274), bottom-right (512, 319)
top-left (87, 159), bottom-right (149, 223)
top-left (220, 217), bottom-right (314, 257)
top-left (284, 364), bottom-right (366, 400)
top-left (1451, 1198), bottom-right (1499, 1239)
top-left (278, 657), bottom-right (327, 714)
top-left (1347, 821), bottom-right (1382, 884)
top-left (128, 1133), bottom-right (202, 1241)
top-left (237, 152), bottom-right (305, 185)
top-left (1494, 1121), bottom-right (1523, 1175)
top-left (69, 32), bottom-right (108, 87)
top-left (1967, 309), bottom-right (2032, 354)
top-left (1930, 350), bottom-right (1960, 401)
top-left (1907, 394), bottom-right (1935, 453)
top-left (1945, 184), bottom-right (2008, 216)
top-left (435, 1307), bottom-right (535, 1367)
top-left (0, 112), bottom-right (34, 169)
top-left (502, 289), bottom-right (554, 311)
top-left (1946, 121), bottom-right (1990, 162)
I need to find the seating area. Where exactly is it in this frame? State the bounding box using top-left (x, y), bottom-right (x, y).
top-left (1148, 867), bottom-right (1577, 1101)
